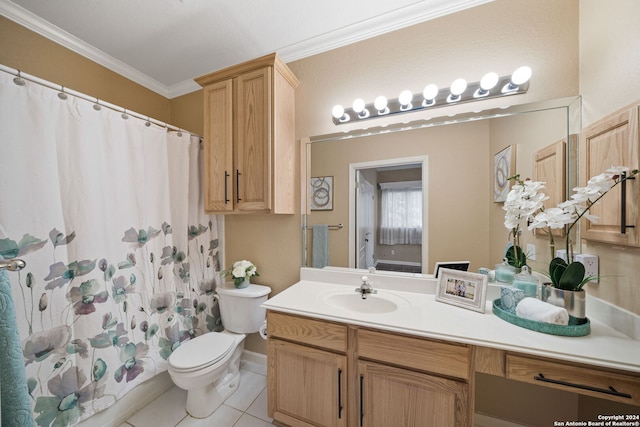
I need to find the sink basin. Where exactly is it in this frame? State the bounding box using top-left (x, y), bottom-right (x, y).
top-left (324, 291), bottom-right (405, 314)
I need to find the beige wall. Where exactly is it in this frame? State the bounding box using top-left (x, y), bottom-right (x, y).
top-left (0, 16), bottom-right (171, 122)
top-left (578, 0), bottom-right (640, 313)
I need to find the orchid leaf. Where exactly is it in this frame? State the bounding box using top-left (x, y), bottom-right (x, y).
top-left (558, 261), bottom-right (585, 291)
top-left (505, 246), bottom-right (527, 268)
top-left (549, 257), bottom-right (567, 287)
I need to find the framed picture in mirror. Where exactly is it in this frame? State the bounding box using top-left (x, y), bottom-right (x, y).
top-left (494, 145), bottom-right (516, 202)
top-left (435, 268), bottom-right (488, 313)
top-left (310, 176), bottom-right (333, 210)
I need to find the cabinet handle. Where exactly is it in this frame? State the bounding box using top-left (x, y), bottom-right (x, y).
top-left (224, 171), bottom-right (230, 204)
top-left (534, 373), bottom-right (632, 399)
top-left (620, 172), bottom-right (636, 234)
top-left (359, 374), bottom-right (364, 426)
top-left (236, 169), bottom-right (242, 203)
top-left (337, 368), bottom-right (343, 419)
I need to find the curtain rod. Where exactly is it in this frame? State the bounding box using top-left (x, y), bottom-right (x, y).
top-left (0, 64), bottom-right (202, 140)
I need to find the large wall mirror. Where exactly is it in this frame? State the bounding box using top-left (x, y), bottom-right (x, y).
top-left (302, 96), bottom-right (581, 277)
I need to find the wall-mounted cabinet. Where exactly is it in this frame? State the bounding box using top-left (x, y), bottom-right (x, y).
top-left (580, 102), bottom-right (639, 246)
top-left (195, 53), bottom-right (299, 214)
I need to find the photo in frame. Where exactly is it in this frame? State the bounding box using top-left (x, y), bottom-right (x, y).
top-left (435, 268), bottom-right (488, 313)
top-left (494, 145), bottom-right (516, 203)
top-left (310, 176), bottom-right (333, 210)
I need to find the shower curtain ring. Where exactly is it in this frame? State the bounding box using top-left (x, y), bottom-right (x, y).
top-left (121, 109), bottom-right (129, 120)
top-left (58, 86), bottom-right (68, 100)
top-left (13, 70), bottom-right (26, 86)
top-left (93, 98), bottom-right (102, 111)
top-left (145, 117), bottom-right (151, 127)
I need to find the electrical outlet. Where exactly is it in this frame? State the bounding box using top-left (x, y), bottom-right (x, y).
top-left (555, 249), bottom-right (568, 262)
top-left (575, 254), bottom-right (599, 283)
top-left (526, 243), bottom-right (536, 261)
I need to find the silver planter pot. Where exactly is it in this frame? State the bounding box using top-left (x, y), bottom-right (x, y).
top-left (541, 285), bottom-right (586, 320)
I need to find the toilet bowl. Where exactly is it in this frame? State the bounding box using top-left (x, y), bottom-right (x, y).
top-left (167, 283), bottom-right (271, 418)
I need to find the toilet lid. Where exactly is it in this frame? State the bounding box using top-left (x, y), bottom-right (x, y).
top-left (169, 333), bottom-right (235, 371)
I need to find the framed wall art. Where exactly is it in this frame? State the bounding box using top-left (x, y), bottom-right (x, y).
top-left (494, 145), bottom-right (516, 203)
top-left (435, 268), bottom-right (488, 313)
top-left (310, 176), bottom-right (333, 210)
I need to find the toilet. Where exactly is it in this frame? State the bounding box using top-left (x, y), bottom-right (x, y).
top-left (168, 283), bottom-right (271, 418)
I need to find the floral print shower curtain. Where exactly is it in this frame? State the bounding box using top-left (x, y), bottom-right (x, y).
top-left (0, 71), bottom-right (222, 426)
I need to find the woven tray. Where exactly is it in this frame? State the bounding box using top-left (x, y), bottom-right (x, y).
top-left (492, 299), bottom-right (590, 337)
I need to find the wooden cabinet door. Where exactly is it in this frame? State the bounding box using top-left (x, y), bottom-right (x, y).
top-left (581, 104), bottom-right (639, 246)
top-left (202, 79), bottom-right (234, 213)
top-left (268, 339), bottom-right (347, 427)
top-left (235, 67), bottom-right (272, 212)
top-left (357, 361), bottom-right (470, 427)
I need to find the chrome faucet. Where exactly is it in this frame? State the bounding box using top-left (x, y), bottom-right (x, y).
top-left (355, 275), bottom-right (377, 299)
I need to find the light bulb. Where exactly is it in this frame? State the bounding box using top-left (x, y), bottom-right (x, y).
top-left (332, 104), bottom-right (345, 119)
top-left (374, 96), bottom-right (388, 111)
top-left (422, 84), bottom-right (439, 101)
top-left (399, 90), bottom-right (413, 106)
top-left (352, 98), bottom-right (366, 113)
top-left (511, 66), bottom-right (532, 85)
top-left (480, 72), bottom-right (499, 91)
top-left (450, 78), bottom-right (467, 96)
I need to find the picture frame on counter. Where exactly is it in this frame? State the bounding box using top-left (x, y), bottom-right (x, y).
top-left (435, 268), bottom-right (488, 313)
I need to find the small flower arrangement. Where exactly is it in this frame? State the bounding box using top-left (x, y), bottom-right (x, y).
top-left (222, 260), bottom-right (259, 288)
top-left (527, 166), bottom-right (638, 291)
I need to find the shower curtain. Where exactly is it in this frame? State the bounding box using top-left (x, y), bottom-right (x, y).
top-left (0, 71), bottom-right (223, 426)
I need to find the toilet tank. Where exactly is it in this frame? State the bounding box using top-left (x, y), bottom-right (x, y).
top-left (216, 283), bottom-right (271, 333)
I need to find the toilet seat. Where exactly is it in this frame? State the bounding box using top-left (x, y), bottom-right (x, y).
top-left (168, 332), bottom-right (236, 372)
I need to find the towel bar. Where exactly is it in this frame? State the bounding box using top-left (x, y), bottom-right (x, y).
top-left (305, 224), bottom-right (343, 230)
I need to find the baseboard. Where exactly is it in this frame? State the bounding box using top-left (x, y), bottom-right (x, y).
top-left (76, 371), bottom-right (174, 427)
top-left (241, 349), bottom-right (268, 376)
top-left (474, 413), bottom-right (530, 427)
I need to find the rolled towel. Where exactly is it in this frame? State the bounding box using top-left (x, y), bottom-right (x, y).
top-left (515, 297), bottom-right (569, 325)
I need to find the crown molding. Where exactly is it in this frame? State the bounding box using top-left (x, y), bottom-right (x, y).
top-left (1, 0), bottom-right (171, 97)
top-left (1, 0), bottom-right (492, 99)
top-left (277, 0), bottom-right (493, 62)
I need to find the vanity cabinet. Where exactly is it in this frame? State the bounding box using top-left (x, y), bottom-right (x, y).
top-left (267, 311), bottom-right (348, 427)
top-left (580, 101), bottom-right (640, 246)
top-left (266, 311), bottom-right (472, 427)
top-left (505, 354), bottom-right (640, 406)
top-left (356, 329), bottom-right (471, 427)
top-left (195, 53), bottom-right (298, 214)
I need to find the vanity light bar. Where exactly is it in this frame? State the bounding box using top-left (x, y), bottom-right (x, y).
top-left (331, 66), bottom-right (531, 125)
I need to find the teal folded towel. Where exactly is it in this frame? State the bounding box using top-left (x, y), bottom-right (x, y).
top-left (312, 224), bottom-right (329, 268)
top-left (0, 267), bottom-right (35, 426)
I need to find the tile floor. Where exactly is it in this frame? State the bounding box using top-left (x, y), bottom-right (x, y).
top-left (120, 359), bottom-right (272, 427)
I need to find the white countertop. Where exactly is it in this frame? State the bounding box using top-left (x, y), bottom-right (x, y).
top-left (263, 268), bottom-right (640, 374)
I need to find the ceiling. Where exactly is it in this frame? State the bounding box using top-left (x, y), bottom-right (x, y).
top-left (1, 0), bottom-right (491, 98)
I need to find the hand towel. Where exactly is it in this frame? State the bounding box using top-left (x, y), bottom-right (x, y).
top-left (312, 224), bottom-right (329, 268)
top-left (515, 297), bottom-right (569, 325)
top-left (0, 267), bottom-right (35, 426)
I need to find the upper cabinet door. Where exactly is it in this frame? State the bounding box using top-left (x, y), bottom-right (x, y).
top-left (235, 67), bottom-right (272, 213)
top-left (203, 79), bottom-right (234, 213)
top-left (581, 103), bottom-right (639, 246)
top-left (195, 53), bottom-right (297, 215)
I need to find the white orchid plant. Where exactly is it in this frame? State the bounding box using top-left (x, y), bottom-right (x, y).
top-left (503, 177), bottom-right (548, 269)
top-left (527, 166), bottom-right (638, 291)
top-left (222, 259), bottom-right (259, 288)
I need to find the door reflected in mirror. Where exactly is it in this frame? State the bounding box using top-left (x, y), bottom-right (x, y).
top-left (354, 161), bottom-right (424, 273)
